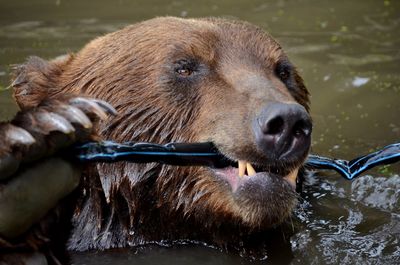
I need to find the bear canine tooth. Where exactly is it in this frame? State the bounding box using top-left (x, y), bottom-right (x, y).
top-left (246, 163), bottom-right (256, 176)
top-left (238, 160), bottom-right (246, 177)
top-left (284, 168), bottom-right (299, 189)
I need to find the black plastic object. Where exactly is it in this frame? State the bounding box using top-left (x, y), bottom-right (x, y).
top-left (74, 141), bottom-right (400, 180)
top-left (306, 143), bottom-right (400, 180)
top-left (74, 141), bottom-right (234, 168)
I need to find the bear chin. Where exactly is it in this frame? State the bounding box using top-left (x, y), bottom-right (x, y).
top-left (209, 165), bottom-right (299, 228)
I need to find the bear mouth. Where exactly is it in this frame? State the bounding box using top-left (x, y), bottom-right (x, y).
top-left (213, 163), bottom-right (298, 192)
top-left (209, 150), bottom-right (300, 193)
top-left (201, 144), bottom-right (303, 228)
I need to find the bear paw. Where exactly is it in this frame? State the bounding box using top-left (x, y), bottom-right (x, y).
top-left (0, 97), bottom-right (117, 180)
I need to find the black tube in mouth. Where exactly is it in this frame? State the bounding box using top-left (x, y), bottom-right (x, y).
top-left (74, 141), bottom-right (235, 168)
top-left (73, 141), bottom-right (400, 180)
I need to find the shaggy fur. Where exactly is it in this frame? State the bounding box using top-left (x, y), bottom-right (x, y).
top-left (12, 17), bottom-right (311, 254)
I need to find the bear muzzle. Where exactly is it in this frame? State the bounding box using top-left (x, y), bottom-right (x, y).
top-left (212, 101), bottom-right (311, 192)
top-left (253, 102), bottom-right (312, 162)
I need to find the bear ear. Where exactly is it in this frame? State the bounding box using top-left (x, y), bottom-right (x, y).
top-left (12, 55), bottom-right (73, 110)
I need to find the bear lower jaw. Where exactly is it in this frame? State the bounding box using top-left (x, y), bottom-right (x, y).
top-left (212, 165), bottom-right (299, 193)
top-left (210, 166), bottom-right (299, 228)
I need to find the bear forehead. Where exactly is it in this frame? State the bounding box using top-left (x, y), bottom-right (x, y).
top-left (100, 17), bottom-right (285, 67)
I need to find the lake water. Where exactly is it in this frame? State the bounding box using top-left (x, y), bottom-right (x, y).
top-left (0, 0), bottom-right (399, 264)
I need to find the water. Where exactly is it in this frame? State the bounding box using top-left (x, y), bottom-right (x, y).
top-left (0, 0), bottom-right (399, 264)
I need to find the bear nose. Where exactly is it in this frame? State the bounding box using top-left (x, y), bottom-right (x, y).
top-left (253, 102), bottom-right (312, 160)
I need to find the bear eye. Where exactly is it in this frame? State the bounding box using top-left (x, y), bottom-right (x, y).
top-left (278, 69), bottom-right (290, 81)
top-left (176, 68), bottom-right (193, 77)
top-left (174, 59), bottom-right (197, 78)
top-left (275, 61), bottom-right (292, 82)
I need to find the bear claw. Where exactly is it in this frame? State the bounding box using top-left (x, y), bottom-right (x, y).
top-left (0, 97), bottom-right (116, 180)
top-left (47, 103), bottom-right (93, 129)
top-left (69, 97), bottom-right (114, 120)
top-left (33, 111), bottom-right (76, 135)
top-left (3, 124), bottom-right (36, 147)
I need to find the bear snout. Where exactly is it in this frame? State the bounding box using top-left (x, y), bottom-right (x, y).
top-left (252, 102), bottom-right (312, 161)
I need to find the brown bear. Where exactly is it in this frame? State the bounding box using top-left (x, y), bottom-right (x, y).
top-left (11, 17), bottom-right (312, 257)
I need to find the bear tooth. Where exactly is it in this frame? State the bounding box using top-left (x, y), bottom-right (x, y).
top-left (246, 163), bottom-right (256, 176)
top-left (284, 168), bottom-right (299, 189)
top-left (238, 160), bottom-right (246, 177)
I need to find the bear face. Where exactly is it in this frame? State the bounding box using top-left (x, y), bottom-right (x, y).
top-left (13, 17), bottom-right (311, 251)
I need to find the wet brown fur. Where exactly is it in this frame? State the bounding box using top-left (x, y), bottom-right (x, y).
top-left (12, 17), bottom-right (310, 253)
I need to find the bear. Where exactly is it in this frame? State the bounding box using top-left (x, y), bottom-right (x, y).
top-left (11, 16), bottom-right (312, 259)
